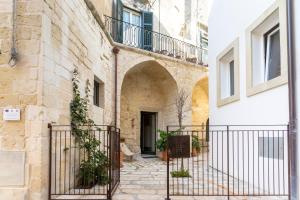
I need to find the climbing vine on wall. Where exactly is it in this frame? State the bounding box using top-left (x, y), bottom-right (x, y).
top-left (70, 68), bottom-right (109, 187)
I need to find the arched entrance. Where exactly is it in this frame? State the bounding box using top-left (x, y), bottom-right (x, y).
top-left (192, 77), bottom-right (209, 133)
top-left (120, 60), bottom-right (178, 154)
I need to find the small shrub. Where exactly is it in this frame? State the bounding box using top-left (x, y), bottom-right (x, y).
top-left (171, 169), bottom-right (191, 178)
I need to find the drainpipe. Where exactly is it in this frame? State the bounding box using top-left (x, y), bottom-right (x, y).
top-left (112, 47), bottom-right (120, 128)
top-left (286, 0), bottom-right (298, 200)
top-left (8, 0), bottom-right (18, 67)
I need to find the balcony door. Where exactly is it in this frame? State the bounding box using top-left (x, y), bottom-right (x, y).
top-left (123, 8), bottom-right (141, 47)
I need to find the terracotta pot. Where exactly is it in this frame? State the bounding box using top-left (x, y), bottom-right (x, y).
top-left (192, 148), bottom-right (199, 157)
top-left (161, 150), bottom-right (168, 161)
top-left (120, 151), bottom-right (124, 168)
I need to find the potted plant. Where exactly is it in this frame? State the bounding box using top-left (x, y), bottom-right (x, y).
top-left (192, 135), bottom-right (201, 156)
top-left (156, 130), bottom-right (176, 161)
top-left (156, 130), bottom-right (168, 161)
top-left (120, 137), bottom-right (125, 167)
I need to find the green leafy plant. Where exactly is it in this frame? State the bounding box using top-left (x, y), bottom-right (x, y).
top-left (155, 130), bottom-right (177, 152)
top-left (192, 135), bottom-right (201, 152)
top-left (70, 68), bottom-right (109, 188)
top-left (171, 169), bottom-right (191, 178)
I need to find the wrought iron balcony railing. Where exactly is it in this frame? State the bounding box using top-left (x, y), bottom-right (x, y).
top-left (104, 16), bottom-right (208, 66)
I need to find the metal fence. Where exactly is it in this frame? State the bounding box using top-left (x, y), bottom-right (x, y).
top-left (166, 125), bottom-right (290, 200)
top-left (48, 124), bottom-right (120, 200)
top-left (104, 15), bottom-right (208, 66)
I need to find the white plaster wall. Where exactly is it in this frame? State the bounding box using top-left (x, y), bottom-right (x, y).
top-left (208, 0), bottom-right (290, 194)
top-left (208, 0), bottom-right (289, 126)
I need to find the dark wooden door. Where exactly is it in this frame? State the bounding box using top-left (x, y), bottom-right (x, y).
top-left (140, 112), bottom-right (157, 155)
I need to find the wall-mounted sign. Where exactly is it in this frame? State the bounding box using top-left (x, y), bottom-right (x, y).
top-left (3, 108), bottom-right (21, 121)
top-left (168, 135), bottom-right (190, 158)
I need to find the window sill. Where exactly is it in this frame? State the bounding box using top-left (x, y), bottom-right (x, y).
top-left (217, 94), bottom-right (240, 107)
top-left (246, 73), bottom-right (288, 97)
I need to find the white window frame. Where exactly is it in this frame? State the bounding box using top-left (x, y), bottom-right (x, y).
top-left (265, 26), bottom-right (280, 82)
top-left (217, 39), bottom-right (240, 107)
top-left (123, 8), bottom-right (141, 47)
top-left (246, 0), bottom-right (288, 96)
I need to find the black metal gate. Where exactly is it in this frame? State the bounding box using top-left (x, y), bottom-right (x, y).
top-left (166, 125), bottom-right (290, 200)
top-left (48, 124), bottom-right (120, 200)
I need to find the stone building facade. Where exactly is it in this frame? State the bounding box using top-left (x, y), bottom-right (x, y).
top-left (0, 0), bottom-right (208, 199)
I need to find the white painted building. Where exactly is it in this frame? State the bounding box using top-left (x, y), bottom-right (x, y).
top-left (209, 0), bottom-right (300, 198)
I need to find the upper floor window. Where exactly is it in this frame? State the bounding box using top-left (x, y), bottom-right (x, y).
top-left (264, 24), bottom-right (280, 81)
top-left (246, 1), bottom-right (288, 96)
top-left (123, 8), bottom-right (142, 47)
top-left (217, 39), bottom-right (240, 107)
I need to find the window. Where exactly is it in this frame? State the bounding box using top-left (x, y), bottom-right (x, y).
top-left (246, 1), bottom-right (288, 96)
top-left (264, 24), bottom-right (281, 81)
top-left (123, 8), bottom-right (141, 47)
top-left (93, 77), bottom-right (104, 108)
top-left (217, 39), bottom-right (240, 107)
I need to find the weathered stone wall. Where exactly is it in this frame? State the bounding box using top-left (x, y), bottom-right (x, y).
top-left (120, 61), bottom-right (178, 152)
top-left (117, 46), bottom-right (208, 153)
top-left (0, 0), bottom-right (44, 199)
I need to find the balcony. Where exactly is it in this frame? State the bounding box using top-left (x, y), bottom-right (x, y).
top-left (104, 16), bottom-right (208, 66)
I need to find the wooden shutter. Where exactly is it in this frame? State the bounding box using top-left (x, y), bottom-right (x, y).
top-left (142, 11), bottom-right (153, 50)
top-left (116, 0), bottom-right (123, 43)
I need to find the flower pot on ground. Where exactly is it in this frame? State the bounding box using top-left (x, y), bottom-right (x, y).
top-left (160, 150), bottom-right (168, 161)
top-left (156, 129), bottom-right (176, 161)
top-left (120, 151), bottom-right (124, 167)
top-left (191, 135), bottom-right (201, 157)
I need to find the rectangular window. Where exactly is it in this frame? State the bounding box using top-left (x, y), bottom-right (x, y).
top-left (93, 77), bottom-right (104, 108)
top-left (229, 60), bottom-right (235, 96)
top-left (264, 25), bottom-right (281, 81)
top-left (246, 2), bottom-right (288, 96)
top-left (217, 39), bottom-right (240, 107)
top-left (220, 51), bottom-right (234, 99)
top-left (122, 8), bottom-right (141, 47)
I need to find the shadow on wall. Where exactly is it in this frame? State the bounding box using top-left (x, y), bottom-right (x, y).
top-left (192, 76), bottom-right (209, 128)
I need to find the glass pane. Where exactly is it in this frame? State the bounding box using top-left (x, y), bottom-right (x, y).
top-left (123, 11), bottom-right (130, 44)
top-left (267, 30), bottom-right (281, 80)
top-left (123, 11), bottom-right (130, 23)
top-left (229, 60), bottom-right (235, 96)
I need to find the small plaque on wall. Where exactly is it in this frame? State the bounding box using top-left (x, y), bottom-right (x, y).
top-left (3, 108), bottom-right (20, 121)
top-left (168, 135), bottom-right (190, 158)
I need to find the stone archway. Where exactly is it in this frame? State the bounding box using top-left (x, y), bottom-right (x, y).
top-left (120, 60), bottom-right (178, 153)
top-left (192, 77), bottom-right (209, 128)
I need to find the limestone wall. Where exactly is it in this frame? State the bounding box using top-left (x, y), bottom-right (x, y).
top-left (0, 0), bottom-right (44, 199)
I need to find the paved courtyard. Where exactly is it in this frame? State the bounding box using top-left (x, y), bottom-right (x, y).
top-left (53, 156), bottom-right (288, 200)
top-left (113, 156), bottom-right (288, 200)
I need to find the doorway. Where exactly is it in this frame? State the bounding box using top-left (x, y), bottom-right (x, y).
top-left (140, 111), bottom-right (157, 155)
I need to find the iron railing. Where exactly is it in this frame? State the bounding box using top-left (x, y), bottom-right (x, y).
top-left (104, 15), bottom-right (208, 66)
top-left (48, 124), bottom-right (120, 200)
top-left (166, 125), bottom-right (290, 200)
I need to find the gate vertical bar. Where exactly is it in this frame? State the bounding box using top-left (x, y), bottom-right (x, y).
top-left (48, 123), bottom-right (52, 200)
top-left (287, 124), bottom-right (291, 200)
top-left (227, 125), bottom-right (230, 200)
top-left (166, 126), bottom-right (170, 200)
top-left (108, 126), bottom-right (112, 200)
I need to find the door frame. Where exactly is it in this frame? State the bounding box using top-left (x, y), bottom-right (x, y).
top-left (140, 111), bottom-right (157, 155)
